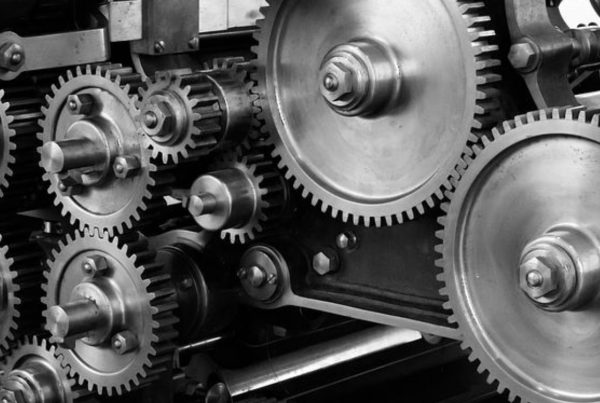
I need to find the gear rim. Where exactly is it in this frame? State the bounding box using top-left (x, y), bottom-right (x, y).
top-left (41, 228), bottom-right (178, 396)
top-left (253, 0), bottom-right (502, 226)
top-left (437, 108), bottom-right (600, 403)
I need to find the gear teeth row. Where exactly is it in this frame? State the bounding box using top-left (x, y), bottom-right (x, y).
top-left (0, 218), bottom-right (45, 356)
top-left (251, 0), bottom-right (504, 227)
top-left (2, 335), bottom-right (90, 403)
top-left (218, 142), bottom-right (289, 244)
top-left (139, 57), bottom-right (255, 165)
top-left (41, 228), bottom-right (178, 396)
top-left (435, 107), bottom-right (590, 403)
top-left (38, 64), bottom-right (176, 237)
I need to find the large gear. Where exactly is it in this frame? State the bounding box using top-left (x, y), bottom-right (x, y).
top-left (184, 143), bottom-right (289, 244)
top-left (438, 108), bottom-right (600, 403)
top-left (138, 58), bottom-right (254, 164)
top-left (0, 219), bottom-right (45, 356)
top-left (38, 64), bottom-right (173, 236)
top-left (41, 229), bottom-right (178, 396)
top-left (253, 0), bottom-right (502, 226)
top-left (0, 336), bottom-right (87, 403)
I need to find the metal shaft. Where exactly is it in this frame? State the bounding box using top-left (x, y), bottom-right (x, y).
top-left (41, 138), bottom-right (107, 173)
top-left (46, 299), bottom-right (100, 341)
top-left (207, 326), bottom-right (421, 401)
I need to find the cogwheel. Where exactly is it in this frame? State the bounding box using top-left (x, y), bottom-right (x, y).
top-left (437, 108), bottom-right (600, 403)
top-left (38, 64), bottom-right (173, 236)
top-left (0, 335), bottom-right (88, 403)
top-left (253, 0), bottom-right (503, 226)
top-left (0, 219), bottom-right (45, 356)
top-left (138, 57), bottom-right (254, 164)
top-left (41, 229), bottom-right (178, 396)
top-left (216, 144), bottom-right (289, 243)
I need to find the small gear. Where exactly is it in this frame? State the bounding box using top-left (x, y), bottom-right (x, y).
top-left (184, 143), bottom-right (289, 244)
top-left (438, 108), bottom-right (600, 403)
top-left (0, 336), bottom-right (88, 403)
top-left (38, 64), bottom-right (173, 236)
top-left (138, 58), bottom-right (254, 164)
top-left (42, 229), bottom-right (178, 396)
top-left (0, 219), bottom-right (45, 356)
top-left (253, 0), bottom-right (503, 226)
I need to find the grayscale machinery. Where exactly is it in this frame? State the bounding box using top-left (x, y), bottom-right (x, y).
top-left (0, 1), bottom-right (597, 402)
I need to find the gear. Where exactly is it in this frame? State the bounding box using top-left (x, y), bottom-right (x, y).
top-left (41, 229), bottom-right (178, 396)
top-left (0, 219), bottom-right (45, 355)
top-left (184, 143), bottom-right (289, 244)
top-left (438, 108), bottom-right (600, 403)
top-left (0, 336), bottom-right (87, 403)
top-left (38, 64), bottom-right (173, 236)
top-left (138, 58), bottom-right (254, 164)
top-left (253, 0), bottom-right (502, 226)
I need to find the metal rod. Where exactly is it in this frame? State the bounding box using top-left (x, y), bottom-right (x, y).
top-left (206, 326), bottom-right (422, 402)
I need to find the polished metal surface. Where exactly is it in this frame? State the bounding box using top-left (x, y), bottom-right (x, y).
top-left (439, 108), bottom-right (600, 403)
top-left (254, 0), bottom-right (501, 226)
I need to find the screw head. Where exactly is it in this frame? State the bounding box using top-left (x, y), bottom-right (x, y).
top-left (113, 155), bottom-right (141, 179)
top-left (66, 94), bottom-right (95, 115)
top-left (519, 256), bottom-right (559, 299)
top-left (508, 41), bottom-right (540, 72)
top-left (81, 255), bottom-right (108, 277)
top-left (336, 231), bottom-right (358, 250)
top-left (0, 42), bottom-right (25, 72)
top-left (154, 40), bottom-right (166, 54)
top-left (246, 266), bottom-right (267, 288)
top-left (111, 330), bottom-right (139, 355)
top-left (312, 248), bottom-right (340, 276)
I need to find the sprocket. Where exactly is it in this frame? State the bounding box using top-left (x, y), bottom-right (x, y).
top-left (438, 108), bottom-right (600, 403)
top-left (253, 0), bottom-right (503, 226)
top-left (41, 229), bottom-right (178, 396)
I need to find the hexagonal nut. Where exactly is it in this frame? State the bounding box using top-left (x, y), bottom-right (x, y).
top-left (82, 254), bottom-right (109, 276)
top-left (508, 42), bottom-right (540, 72)
top-left (0, 388), bottom-right (27, 403)
top-left (321, 61), bottom-right (355, 102)
top-left (312, 248), bottom-right (340, 276)
top-left (67, 94), bottom-right (95, 115)
top-left (113, 155), bottom-right (141, 179)
top-left (0, 42), bottom-right (25, 72)
top-left (140, 101), bottom-right (175, 137)
top-left (519, 257), bottom-right (558, 299)
top-left (111, 330), bottom-right (139, 355)
top-left (336, 232), bottom-right (358, 250)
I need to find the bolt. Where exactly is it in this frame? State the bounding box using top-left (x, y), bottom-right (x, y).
top-left (519, 256), bottom-right (559, 300)
top-left (266, 273), bottom-right (278, 285)
top-left (336, 231), bottom-right (358, 250)
top-left (113, 155), bottom-right (141, 179)
top-left (143, 111), bottom-right (159, 129)
top-left (140, 101), bottom-right (175, 137)
top-left (111, 330), bottom-right (139, 355)
top-left (66, 94), bottom-right (95, 115)
top-left (312, 248), bottom-right (340, 276)
top-left (0, 42), bottom-right (25, 72)
top-left (508, 41), bottom-right (540, 72)
top-left (188, 36), bottom-right (200, 50)
top-left (57, 180), bottom-right (83, 196)
top-left (81, 255), bottom-right (108, 277)
top-left (321, 61), bottom-right (355, 103)
top-left (246, 266), bottom-right (267, 288)
top-left (154, 40), bottom-right (166, 54)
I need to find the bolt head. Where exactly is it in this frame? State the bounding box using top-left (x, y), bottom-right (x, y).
top-left (82, 255), bottom-right (108, 276)
top-left (336, 232), bottom-right (358, 250)
top-left (141, 101), bottom-right (175, 138)
top-left (154, 40), bottom-right (166, 53)
top-left (519, 256), bottom-right (559, 299)
top-left (508, 42), bottom-right (540, 72)
top-left (321, 61), bottom-right (355, 102)
top-left (0, 42), bottom-right (24, 72)
top-left (246, 266), bottom-right (267, 288)
top-left (66, 94), bottom-right (95, 115)
top-left (111, 330), bottom-right (139, 355)
top-left (312, 248), bottom-right (340, 276)
top-left (113, 155), bottom-right (141, 179)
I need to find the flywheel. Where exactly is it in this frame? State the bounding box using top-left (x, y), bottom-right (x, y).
top-left (254, 0), bottom-right (502, 226)
top-left (438, 108), bottom-right (600, 403)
